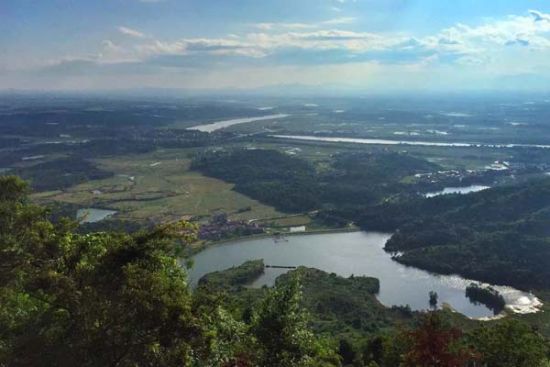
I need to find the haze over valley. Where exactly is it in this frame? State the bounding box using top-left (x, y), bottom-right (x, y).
top-left (2, 1), bottom-right (550, 366)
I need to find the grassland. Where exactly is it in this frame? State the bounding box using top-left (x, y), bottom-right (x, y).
top-left (32, 149), bottom-right (283, 224)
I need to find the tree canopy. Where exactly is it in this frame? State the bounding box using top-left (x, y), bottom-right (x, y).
top-left (1, 175), bottom-right (548, 367)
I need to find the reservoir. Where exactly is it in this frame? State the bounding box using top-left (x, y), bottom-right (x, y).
top-left (189, 231), bottom-right (541, 319)
top-left (76, 208), bottom-right (117, 223)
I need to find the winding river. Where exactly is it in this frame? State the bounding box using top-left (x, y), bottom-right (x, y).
top-left (187, 114), bottom-right (289, 133)
top-left (271, 135), bottom-right (550, 149)
top-left (425, 185), bottom-right (491, 198)
top-left (189, 231), bottom-right (541, 319)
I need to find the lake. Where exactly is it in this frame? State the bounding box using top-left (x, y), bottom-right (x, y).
top-left (187, 114), bottom-right (289, 133)
top-left (271, 135), bottom-right (550, 149)
top-left (76, 208), bottom-right (117, 223)
top-left (189, 231), bottom-right (541, 319)
top-left (425, 185), bottom-right (490, 198)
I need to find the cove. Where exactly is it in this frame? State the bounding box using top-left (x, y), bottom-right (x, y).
top-left (188, 231), bottom-right (541, 319)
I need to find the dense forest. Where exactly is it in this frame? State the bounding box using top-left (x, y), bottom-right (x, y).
top-left (193, 149), bottom-right (550, 290)
top-left (13, 156), bottom-right (114, 191)
top-left (1, 175), bottom-right (549, 366)
top-left (465, 284), bottom-right (506, 315)
top-left (359, 178), bottom-right (550, 290)
top-left (191, 149), bottom-right (437, 213)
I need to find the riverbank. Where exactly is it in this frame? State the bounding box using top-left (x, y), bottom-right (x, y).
top-left (186, 225), bottom-right (359, 256)
top-left (187, 231), bottom-right (543, 320)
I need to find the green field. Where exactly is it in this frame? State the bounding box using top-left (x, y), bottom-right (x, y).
top-left (32, 149), bottom-right (283, 224)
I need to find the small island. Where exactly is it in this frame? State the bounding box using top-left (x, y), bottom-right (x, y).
top-left (198, 259), bottom-right (265, 289)
top-left (465, 283), bottom-right (506, 315)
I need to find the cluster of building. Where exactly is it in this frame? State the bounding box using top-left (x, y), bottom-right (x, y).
top-left (198, 212), bottom-right (263, 241)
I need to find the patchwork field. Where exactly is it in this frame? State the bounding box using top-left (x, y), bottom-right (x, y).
top-left (32, 149), bottom-right (283, 224)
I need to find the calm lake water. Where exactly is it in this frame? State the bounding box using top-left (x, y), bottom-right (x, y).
top-left (188, 114), bottom-right (289, 133)
top-left (76, 208), bottom-right (117, 223)
top-left (272, 135), bottom-right (550, 149)
top-left (425, 185), bottom-right (490, 198)
top-left (189, 231), bottom-right (541, 319)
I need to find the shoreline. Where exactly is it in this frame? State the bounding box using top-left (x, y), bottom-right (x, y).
top-left (186, 226), bottom-right (359, 256)
top-left (186, 228), bottom-right (544, 320)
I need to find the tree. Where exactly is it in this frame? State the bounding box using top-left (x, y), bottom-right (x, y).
top-left (469, 319), bottom-right (548, 367)
top-left (338, 338), bottom-right (356, 366)
top-left (251, 275), bottom-right (339, 367)
top-left (0, 176), bottom-right (218, 366)
top-left (403, 312), bottom-right (476, 367)
top-left (361, 336), bottom-right (385, 366)
top-left (429, 291), bottom-right (438, 309)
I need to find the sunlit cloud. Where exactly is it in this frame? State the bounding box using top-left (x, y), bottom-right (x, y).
top-left (4, 7), bottom-right (550, 91)
top-left (41, 9), bottom-right (550, 71)
top-left (118, 26), bottom-right (146, 38)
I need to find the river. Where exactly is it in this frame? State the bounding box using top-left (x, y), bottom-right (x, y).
top-left (271, 135), bottom-right (550, 149)
top-left (187, 114), bottom-right (289, 133)
top-left (425, 185), bottom-right (490, 198)
top-left (189, 231), bottom-right (541, 319)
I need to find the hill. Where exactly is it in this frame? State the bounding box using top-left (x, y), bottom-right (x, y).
top-left (358, 178), bottom-right (550, 289)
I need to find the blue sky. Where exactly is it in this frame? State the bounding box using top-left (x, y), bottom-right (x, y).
top-left (1, 0), bottom-right (550, 92)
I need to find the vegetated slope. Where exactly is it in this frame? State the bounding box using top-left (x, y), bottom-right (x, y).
top-left (198, 260), bottom-right (415, 338)
top-left (196, 262), bottom-right (549, 367)
top-left (192, 149), bottom-right (320, 212)
top-left (198, 259), bottom-right (265, 290)
top-left (191, 149), bottom-right (439, 213)
top-left (358, 178), bottom-right (550, 290)
top-left (2, 175), bottom-right (548, 366)
top-left (0, 176), bottom-right (338, 366)
top-left (14, 157), bottom-right (113, 191)
top-left (275, 267), bottom-right (414, 336)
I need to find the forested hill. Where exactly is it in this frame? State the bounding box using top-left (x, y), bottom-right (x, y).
top-left (191, 149), bottom-right (550, 290)
top-left (358, 178), bottom-right (550, 290)
top-left (191, 149), bottom-right (439, 213)
top-left (2, 175), bottom-right (549, 366)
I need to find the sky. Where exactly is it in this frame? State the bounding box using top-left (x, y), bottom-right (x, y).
top-left (1, 0), bottom-right (550, 92)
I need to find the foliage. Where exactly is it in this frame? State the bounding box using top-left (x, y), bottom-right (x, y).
top-left (468, 319), bottom-right (548, 367)
top-left (429, 291), bottom-right (438, 309)
top-left (191, 149), bottom-right (439, 214)
top-left (199, 259), bottom-right (265, 290)
top-left (275, 268), bottom-right (401, 336)
top-left (0, 176), bottom-right (339, 366)
top-left (0, 176), bottom-right (211, 366)
top-left (13, 156), bottom-right (113, 191)
top-left (362, 178), bottom-right (550, 289)
top-left (402, 313), bottom-right (477, 367)
top-left (192, 149), bottom-right (321, 212)
top-left (465, 283), bottom-right (505, 315)
top-left (251, 274), bottom-right (339, 367)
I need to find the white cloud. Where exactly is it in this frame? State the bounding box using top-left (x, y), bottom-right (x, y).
top-left (28, 8), bottom-right (550, 90)
top-left (253, 22), bottom-right (315, 31)
top-left (101, 10), bottom-right (550, 67)
top-left (252, 17), bottom-right (355, 31)
top-left (118, 26), bottom-right (146, 38)
top-left (322, 17), bottom-right (356, 25)
top-left (430, 10), bottom-right (550, 51)
top-left (529, 10), bottom-right (550, 22)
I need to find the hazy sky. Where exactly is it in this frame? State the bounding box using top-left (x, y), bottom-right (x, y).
top-left (1, 0), bottom-right (550, 92)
